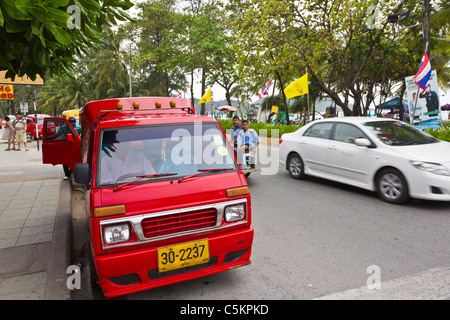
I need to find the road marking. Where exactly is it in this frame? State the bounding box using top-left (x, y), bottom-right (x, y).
top-left (315, 266), bottom-right (450, 300)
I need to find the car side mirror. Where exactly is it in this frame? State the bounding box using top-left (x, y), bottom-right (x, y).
top-left (355, 138), bottom-right (373, 148)
top-left (74, 163), bottom-right (90, 184)
top-left (66, 133), bottom-right (73, 142)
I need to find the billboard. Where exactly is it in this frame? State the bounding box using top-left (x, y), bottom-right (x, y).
top-left (0, 84), bottom-right (14, 100)
top-left (405, 70), bottom-right (441, 129)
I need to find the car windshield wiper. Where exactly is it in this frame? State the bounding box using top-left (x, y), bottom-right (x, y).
top-left (113, 173), bottom-right (178, 192)
top-left (178, 168), bottom-right (234, 183)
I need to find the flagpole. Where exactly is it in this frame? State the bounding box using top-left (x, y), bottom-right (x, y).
top-left (412, 86), bottom-right (420, 124)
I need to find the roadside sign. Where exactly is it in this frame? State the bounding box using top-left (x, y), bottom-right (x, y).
top-left (0, 84), bottom-right (14, 100)
top-left (20, 101), bottom-right (29, 113)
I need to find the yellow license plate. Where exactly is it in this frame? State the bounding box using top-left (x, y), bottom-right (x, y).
top-left (157, 239), bottom-right (210, 273)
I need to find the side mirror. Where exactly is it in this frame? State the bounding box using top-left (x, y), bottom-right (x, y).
top-left (66, 133), bottom-right (73, 142)
top-left (355, 138), bottom-right (373, 148)
top-left (74, 163), bottom-right (90, 184)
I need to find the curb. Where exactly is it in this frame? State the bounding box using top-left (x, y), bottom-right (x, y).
top-left (44, 179), bottom-right (72, 300)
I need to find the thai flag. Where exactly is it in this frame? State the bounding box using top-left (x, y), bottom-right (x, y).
top-left (258, 79), bottom-right (270, 99)
top-left (173, 93), bottom-right (181, 98)
top-left (413, 52), bottom-right (431, 92)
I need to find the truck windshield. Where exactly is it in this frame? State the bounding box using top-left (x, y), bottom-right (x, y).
top-left (98, 122), bottom-right (237, 186)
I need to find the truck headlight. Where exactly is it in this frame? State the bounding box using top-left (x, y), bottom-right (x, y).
top-left (410, 161), bottom-right (450, 176)
top-left (224, 204), bottom-right (246, 222)
top-left (104, 223), bottom-right (130, 244)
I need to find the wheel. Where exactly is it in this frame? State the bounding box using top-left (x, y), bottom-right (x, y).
top-left (287, 153), bottom-right (305, 180)
top-left (83, 242), bottom-right (105, 299)
top-left (376, 168), bottom-right (409, 204)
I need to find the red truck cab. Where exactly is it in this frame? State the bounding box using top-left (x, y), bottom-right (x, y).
top-left (42, 97), bottom-right (253, 298)
top-left (27, 114), bottom-right (54, 139)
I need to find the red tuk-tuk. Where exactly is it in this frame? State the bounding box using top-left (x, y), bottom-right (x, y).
top-left (42, 97), bottom-right (254, 298)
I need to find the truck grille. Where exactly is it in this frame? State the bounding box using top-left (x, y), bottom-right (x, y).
top-left (141, 208), bottom-right (217, 238)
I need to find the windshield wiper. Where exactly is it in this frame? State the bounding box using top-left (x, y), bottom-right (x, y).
top-left (113, 173), bottom-right (178, 192)
top-left (178, 168), bottom-right (234, 183)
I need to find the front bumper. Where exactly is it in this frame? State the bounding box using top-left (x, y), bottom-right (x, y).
top-left (408, 170), bottom-right (450, 201)
top-left (94, 227), bottom-right (254, 298)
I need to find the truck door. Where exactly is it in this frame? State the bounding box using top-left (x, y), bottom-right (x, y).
top-left (42, 117), bottom-right (81, 171)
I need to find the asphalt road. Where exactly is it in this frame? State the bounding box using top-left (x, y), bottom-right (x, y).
top-left (115, 165), bottom-right (450, 300)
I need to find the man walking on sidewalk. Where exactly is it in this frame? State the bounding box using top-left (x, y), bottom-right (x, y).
top-left (13, 112), bottom-right (29, 151)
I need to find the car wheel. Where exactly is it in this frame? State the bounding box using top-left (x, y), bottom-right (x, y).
top-left (376, 168), bottom-right (409, 204)
top-left (287, 153), bottom-right (305, 180)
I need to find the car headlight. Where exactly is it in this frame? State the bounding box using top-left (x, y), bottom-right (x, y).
top-left (224, 204), bottom-right (246, 223)
top-left (103, 223), bottom-right (130, 244)
top-left (410, 161), bottom-right (450, 176)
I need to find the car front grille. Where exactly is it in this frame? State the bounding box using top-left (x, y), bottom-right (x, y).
top-left (141, 208), bottom-right (217, 238)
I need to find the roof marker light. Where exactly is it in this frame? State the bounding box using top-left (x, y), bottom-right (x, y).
top-left (155, 101), bottom-right (162, 108)
top-left (133, 102), bottom-right (140, 109)
top-left (116, 103), bottom-right (123, 110)
top-left (169, 100), bottom-right (176, 108)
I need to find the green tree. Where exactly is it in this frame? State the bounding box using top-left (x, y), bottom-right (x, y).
top-left (126, 0), bottom-right (187, 97)
top-left (37, 71), bottom-right (90, 115)
top-left (229, 0), bottom-right (421, 116)
top-left (85, 29), bottom-right (129, 99)
top-left (0, 0), bottom-right (134, 80)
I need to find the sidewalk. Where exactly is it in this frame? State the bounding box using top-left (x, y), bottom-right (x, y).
top-left (0, 139), bottom-right (72, 299)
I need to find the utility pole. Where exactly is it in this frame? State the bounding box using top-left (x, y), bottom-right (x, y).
top-left (423, 0), bottom-right (431, 56)
top-left (129, 43), bottom-right (132, 98)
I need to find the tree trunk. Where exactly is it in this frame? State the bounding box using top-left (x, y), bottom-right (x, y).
top-left (190, 69), bottom-right (195, 108)
top-left (274, 70), bottom-right (290, 125)
top-left (200, 68), bottom-right (206, 116)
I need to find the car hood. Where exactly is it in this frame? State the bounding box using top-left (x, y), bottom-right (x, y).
top-left (98, 171), bottom-right (245, 215)
top-left (389, 141), bottom-right (450, 164)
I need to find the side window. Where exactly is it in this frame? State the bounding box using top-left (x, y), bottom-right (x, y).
top-left (333, 123), bottom-right (366, 144)
top-left (47, 119), bottom-right (75, 141)
top-left (303, 122), bottom-right (333, 139)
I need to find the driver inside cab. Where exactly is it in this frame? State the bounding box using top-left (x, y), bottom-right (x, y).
top-left (100, 130), bottom-right (156, 185)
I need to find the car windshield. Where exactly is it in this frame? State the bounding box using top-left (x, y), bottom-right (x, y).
top-left (98, 122), bottom-right (237, 187)
top-left (362, 121), bottom-right (438, 146)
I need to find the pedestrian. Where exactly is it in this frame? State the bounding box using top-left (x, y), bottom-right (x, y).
top-left (231, 115), bottom-right (243, 153)
top-left (68, 117), bottom-right (81, 136)
top-left (13, 112), bottom-right (28, 151)
top-left (237, 119), bottom-right (260, 168)
top-left (2, 116), bottom-right (16, 151)
top-left (237, 119), bottom-right (260, 153)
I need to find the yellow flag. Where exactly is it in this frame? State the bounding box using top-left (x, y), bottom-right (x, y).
top-left (198, 88), bottom-right (211, 104)
top-left (283, 73), bottom-right (309, 99)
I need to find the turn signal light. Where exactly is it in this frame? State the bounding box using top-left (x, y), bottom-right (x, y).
top-left (226, 186), bottom-right (250, 198)
top-left (94, 205), bottom-right (126, 218)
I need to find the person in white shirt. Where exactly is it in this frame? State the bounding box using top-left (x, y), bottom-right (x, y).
top-left (237, 119), bottom-right (260, 152)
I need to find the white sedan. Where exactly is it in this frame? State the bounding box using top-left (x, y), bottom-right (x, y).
top-left (279, 117), bottom-right (450, 204)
